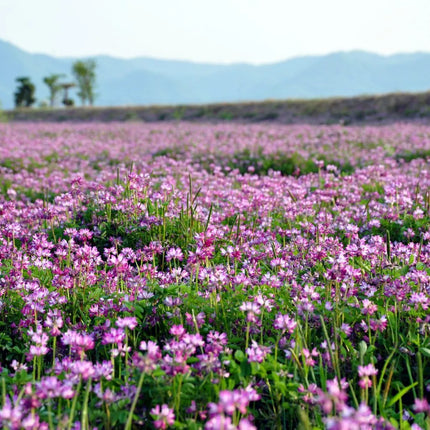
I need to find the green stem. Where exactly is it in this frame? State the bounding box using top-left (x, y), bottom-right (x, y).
top-left (52, 336), bottom-right (57, 369)
top-left (320, 315), bottom-right (341, 383)
top-left (125, 372), bottom-right (145, 430)
top-left (67, 378), bottom-right (82, 430)
top-left (48, 400), bottom-right (54, 430)
top-left (33, 356), bottom-right (36, 383)
top-left (1, 378), bottom-right (6, 406)
top-left (81, 378), bottom-right (92, 430)
top-left (175, 374), bottom-right (183, 415)
top-left (125, 333), bottom-right (130, 378)
top-left (245, 321), bottom-right (250, 350)
top-left (417, 351), bottom-right (424, 399)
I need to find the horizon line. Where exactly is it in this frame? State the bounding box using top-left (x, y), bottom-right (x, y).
top-left (1, 37), bottom-right (429, 67)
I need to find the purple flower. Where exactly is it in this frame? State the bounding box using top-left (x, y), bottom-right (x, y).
top-left (61, 330), bottom-right (95, 356)
top-left (102, 328), bottom-right (126, 345)
top-left (44, 309), bottom-right (63, 336)
top-left (28, 326), bottom-right (49, 357)
top-left (36, 376), bottom-right (75, 399)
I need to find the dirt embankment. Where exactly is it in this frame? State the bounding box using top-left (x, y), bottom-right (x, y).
top-left (5, 91), bottom-right (430, 124)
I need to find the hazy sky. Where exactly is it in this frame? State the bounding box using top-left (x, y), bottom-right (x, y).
top-left (1, 0), bottom-right (430, 64)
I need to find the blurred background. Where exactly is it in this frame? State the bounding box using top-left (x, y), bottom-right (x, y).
top-left (1, 0), bottom-right (430, 109)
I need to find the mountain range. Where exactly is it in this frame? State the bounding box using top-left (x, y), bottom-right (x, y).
top-left (1, 38), bottom-right (430, 109)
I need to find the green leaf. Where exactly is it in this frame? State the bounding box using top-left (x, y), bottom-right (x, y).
top-left (359, 341), bottom-right (367, 358)
top-left (152, 368), bottom-right (166, 377)
top-left (389, 418), bottom-right (399, 428)
top-left (387, 382), bottom-right (418, 407)
top-left (234, 350), bottom-right (245, 362)
top-left (240, 361), bottom-right (251, 378)
top-left (181, 382), bottom-right (195, 396)
top-left (400, 265), bottom-right (410, 276)
top-left (416, 262), bottom-right (425, 271)
top-left (419, 347), bottom-right (430, 358)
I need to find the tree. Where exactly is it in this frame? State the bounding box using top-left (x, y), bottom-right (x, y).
top-left (14, 77), bottom-right (36, 108)
top-left (43, 74), bottom-right (64, 107)
top-left (72, 59), bottom-right (97, 106)
top-left (60, 82), bottom-right (76, 107)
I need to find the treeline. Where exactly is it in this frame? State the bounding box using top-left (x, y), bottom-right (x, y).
top-left (13, 59), bottom-right (97, 109)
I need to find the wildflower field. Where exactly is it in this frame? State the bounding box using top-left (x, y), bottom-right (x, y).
top-left (0, 121), bottom-right (430, 429)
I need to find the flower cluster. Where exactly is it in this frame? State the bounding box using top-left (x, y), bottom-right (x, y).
top-left (0, 122), bottom-right (429, 428)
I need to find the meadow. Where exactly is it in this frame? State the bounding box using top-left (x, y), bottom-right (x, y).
top-left (0, 121), bottom-right (429, 429)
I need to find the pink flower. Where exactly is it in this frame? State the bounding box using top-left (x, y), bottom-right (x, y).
top-left (273, 313), bottom-right (297, 333)
top-left (36, 376), bottom-right (75, 399)
top-left (185, 311), bottom-right (206, 328)
top-left (166, 247), bottom-right (184, 262)
top-left (358, 363), bottom-right (378, 377)
top-left (302, 348), bottom-right (319, 367)
top-left (208, 386), bottom-right (260, 417)
top-left (240, 302), bottom-right (261, 323)
top-left (205, 414), bottom-right (234, 430)
top-left (61, 330), bottom-right (95, 356)
top-left (150, 404), bottom-right (175, 429)
top-left (413, 398), bottom-right (430, 414)
top-left (246, 341), bottom-right (271, 363)
top-left (358, 364), bottom-right (378, 389)
top-left (116, 316), bottom-right (138, 330)
top-left (169, 325), bottom-right (186, 338)
top-left (28, 326), bottom-right (49, 357)
top-left (238, 418), bottom-right (257, 430)
top-left (139, 340), bottom-right (162, 364)
top-left (44, 309), bottom-right (63, 336)
top-left (361, 299), bottom-right (378, 316)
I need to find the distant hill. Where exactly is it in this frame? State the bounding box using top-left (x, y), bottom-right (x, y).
top-left (1, 39), bottom-right (430, 109)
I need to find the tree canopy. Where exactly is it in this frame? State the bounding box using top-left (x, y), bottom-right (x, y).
top-left (14, 77), bottom-right (36, 108)
top-left (43, 74), bottom-right (65, 107)
top-left (72, 59), bottom-right (97, 106)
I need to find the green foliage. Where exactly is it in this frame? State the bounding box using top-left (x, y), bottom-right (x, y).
top-left (63, 96), bottom-right (75, 107)
top-left (173, 106), bottom-right (185, 120)
top-left (14, 76), bottom-right (36, 108)
top-left (218, 111), bottom-right (234, 120)
top-left (152, 146), bottom-right (185, 159)
top-left (0, 157), bottom-right (25, 173)
top-left (219, 148), bottom-right (354, 176)
top-left (124, 111), bottom-right (140, 121)
top-left (48, 184), bottom-right (206, 272)
top-left (0, 101), bottom-right (8, 122)
top-left (72, 59), bottom-right (97, 106)
top-left (364, 215), bottom-right (430, 244)
top-left (396, 149), bottom-right (430, 162)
